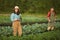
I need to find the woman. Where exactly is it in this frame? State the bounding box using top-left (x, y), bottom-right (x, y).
top-left (47, 8), bottom-right (56, 31)
top-left (10, 6), bottom-right (22, 36)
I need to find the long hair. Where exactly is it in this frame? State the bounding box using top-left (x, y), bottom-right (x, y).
top-left (13, 8), bottom-right (20, 15)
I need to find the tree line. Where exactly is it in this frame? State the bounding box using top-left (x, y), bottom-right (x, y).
top-left (0, 0), bottom-right (60, 14)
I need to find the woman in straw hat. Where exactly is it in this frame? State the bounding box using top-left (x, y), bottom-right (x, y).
top-left (10, 6), bottom-right (22, 36)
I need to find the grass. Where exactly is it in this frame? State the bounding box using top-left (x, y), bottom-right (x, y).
top-left (0, 13), bottom-right (60, 23)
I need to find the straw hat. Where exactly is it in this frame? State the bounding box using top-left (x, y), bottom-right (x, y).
top-left (14, 6), bottom-right (19, 9)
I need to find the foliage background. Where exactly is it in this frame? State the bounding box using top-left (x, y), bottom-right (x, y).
top-left (0, 0), bottom-right (60, 14)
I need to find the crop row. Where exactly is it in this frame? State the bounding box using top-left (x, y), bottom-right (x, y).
top-left (0, 22), bottom-right (60, 36)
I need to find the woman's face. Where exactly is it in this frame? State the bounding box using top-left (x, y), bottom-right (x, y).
top-left (50, 8), bottom-right (54, 12)
top-left (15, 9), bottom-right (19, 13)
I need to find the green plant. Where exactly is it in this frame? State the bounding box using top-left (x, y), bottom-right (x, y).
top-left (0, 22), bottom-right (60, 36)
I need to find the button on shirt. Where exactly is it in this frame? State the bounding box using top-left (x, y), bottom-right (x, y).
top-left (10, 13), bottom-right (20, 21)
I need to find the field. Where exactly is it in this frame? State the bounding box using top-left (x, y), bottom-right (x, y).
top-left (0, 13), bottom-right (60, 23)
top-left (0, 0), bottom-right (60, 40)
top-left (0, 13), bottom-right (60, 40)
top-left (0, 22), bottom-right (60, 40)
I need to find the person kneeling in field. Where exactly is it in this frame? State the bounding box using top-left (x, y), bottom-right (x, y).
top-left (47, 8), bottom-right (56, 31)
top-left (10, 6), bottom-right (22, 36)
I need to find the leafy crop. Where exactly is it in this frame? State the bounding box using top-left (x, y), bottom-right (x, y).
top-left (0, 22), bottom-right (60, 36)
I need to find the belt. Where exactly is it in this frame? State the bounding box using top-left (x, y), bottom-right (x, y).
top-left (13, 20), bottom-right (20, 22)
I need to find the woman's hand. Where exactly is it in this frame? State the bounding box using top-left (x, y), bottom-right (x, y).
top-left (48, 17), bottom-right (50, 22)
top-left (48, 19), bottom-right (51, 22)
